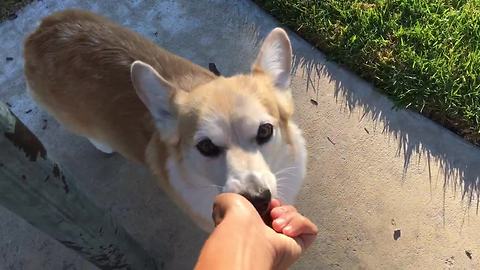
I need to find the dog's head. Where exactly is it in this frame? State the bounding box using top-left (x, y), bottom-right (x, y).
top-left (131, 28), bottom-right (306, 222)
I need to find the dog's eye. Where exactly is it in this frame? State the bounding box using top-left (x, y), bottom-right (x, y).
top-left (196, 138), bottom-right (222, 157)
top-left (256, 123), bottom-right (273, 145)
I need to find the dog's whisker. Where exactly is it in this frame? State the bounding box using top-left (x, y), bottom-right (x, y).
top-left (276, 176), bottom-right (296, 183)
top-left (277, 184), bottom-right (296, 192)
top-left (183, 184), bottom-right (223, 192)
top-left (275, 168), bottom-right (296, 176)
top-left (274, 166), bottom-right (298, 176)
top-left (275, 190), bottom-right (286, 202)
top-left (276, 173), bottom-right (296, 179)
top-left (276, 185), bottom-right (297, 196)
top-left (276, 173), bottom-right (297, 181)
top-left (276, 178), bottom-right (289, 183)
top-left (275, 170), bottom-right (299, 180)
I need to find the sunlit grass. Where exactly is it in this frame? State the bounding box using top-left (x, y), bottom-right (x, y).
top-left (255, 0), bottom-right (480, 145)
top-left (0, 0), bottom-right (32, 21)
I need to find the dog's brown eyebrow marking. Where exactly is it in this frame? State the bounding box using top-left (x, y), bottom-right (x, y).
top-left (208, 63), bottom-right (221, 76)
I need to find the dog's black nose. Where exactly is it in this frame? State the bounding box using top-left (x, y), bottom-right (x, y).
top-left (241, 189), bottom-right (271, 217)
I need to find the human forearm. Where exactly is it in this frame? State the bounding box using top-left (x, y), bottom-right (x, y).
top-left (194, 214), bottom-right (274, 270)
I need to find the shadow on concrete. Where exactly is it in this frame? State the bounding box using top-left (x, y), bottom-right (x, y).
top-left (291, 49), bottom-right (480, 212)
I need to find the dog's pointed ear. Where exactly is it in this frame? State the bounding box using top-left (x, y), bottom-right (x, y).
top-left (130, 60), bottom-right (178, 140)
top-left (252, 28), bottom-right (292, 90)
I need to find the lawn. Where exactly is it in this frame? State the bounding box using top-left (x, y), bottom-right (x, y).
top-left (255, 0), bottom-right (480, 146)
top-left (0, 0), bottom-right (32, 21)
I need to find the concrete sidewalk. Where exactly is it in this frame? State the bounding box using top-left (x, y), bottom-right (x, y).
top-left (1, 0), bottom-right (480, 269)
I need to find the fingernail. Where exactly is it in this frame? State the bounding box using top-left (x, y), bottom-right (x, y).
top-left (274, 218), bottom-right (285, 226)
top-left (283, 225), bottom-right (292, 233)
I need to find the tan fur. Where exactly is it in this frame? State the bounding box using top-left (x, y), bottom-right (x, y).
top-left (24, 9), bottom-right (215, 164)
top-left (24, 10), bottom-right (299, 228)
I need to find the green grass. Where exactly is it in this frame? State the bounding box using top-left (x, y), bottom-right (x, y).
top-left (0, 0), bottom-right (32, 22)
top-left (255, 0), bottom-right (480, 145)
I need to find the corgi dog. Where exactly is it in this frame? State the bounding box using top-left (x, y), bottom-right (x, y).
top-left (24, 10), bottom-right (307, 231)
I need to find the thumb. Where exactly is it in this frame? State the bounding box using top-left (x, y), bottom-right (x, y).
top-left (211, 193), bottom-right (254, 226)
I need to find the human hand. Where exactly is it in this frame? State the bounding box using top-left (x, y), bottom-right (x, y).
top-left (211, 193), bottom-right (318, 270)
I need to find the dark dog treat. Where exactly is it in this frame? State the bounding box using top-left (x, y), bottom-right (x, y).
top-left (25, 109), bottom-right (32, 114)
top-left (260, 205), bottom-right (272, 226)
top-left (256, 201), bottom-right (272, 226)
top-left (240, 190), bottom-right (272, 226)
top-left (310, 99), bottom-right (318, 106)
top-left (6, 57), bottom-right (14, 62)
top-left (208, 63), bottom-right (221, 76)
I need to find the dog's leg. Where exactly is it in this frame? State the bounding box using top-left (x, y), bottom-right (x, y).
top-left (88, 138), bottom-right (114, 154)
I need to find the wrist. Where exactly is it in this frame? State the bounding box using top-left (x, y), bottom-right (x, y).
top-left (219, 215), bottom-right (276, 270)
top-left (196, 210), bottom-right (276, 270)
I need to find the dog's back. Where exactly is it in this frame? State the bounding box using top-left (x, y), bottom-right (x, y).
top-left (24, 9), bottom-right (215, 163)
